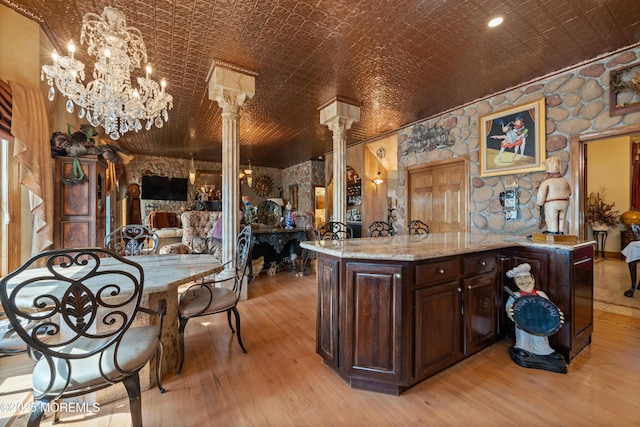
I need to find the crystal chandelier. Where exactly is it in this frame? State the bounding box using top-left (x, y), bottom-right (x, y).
top-left (41, 6), bottom-right (173, 140)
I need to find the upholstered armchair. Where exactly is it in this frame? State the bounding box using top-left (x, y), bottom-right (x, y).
top-left (160, 211), bottom-right (223, 258)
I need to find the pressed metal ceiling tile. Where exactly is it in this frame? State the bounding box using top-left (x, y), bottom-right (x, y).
top-left (3, 0), bottom-right (640, 167)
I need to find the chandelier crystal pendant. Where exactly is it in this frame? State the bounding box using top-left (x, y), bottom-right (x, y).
top-left (41, 6), bottom-right (173, 140)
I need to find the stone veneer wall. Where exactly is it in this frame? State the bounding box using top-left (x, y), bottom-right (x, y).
top-left (282, 159), bottom-right (325, 212)
top-left (396, 46), bottom-right (640, 238)
top-left (126, 154), bottom-right (283, 224)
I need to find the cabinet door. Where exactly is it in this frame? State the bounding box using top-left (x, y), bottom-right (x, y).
top-left (414, 280), bottom-right (463, 380)
top-left (344, 262), bottom-right (404, 385)
top-left (316, 256), bottom-right (340, 368)
top-left (463, 272), bottom-right (497, 355)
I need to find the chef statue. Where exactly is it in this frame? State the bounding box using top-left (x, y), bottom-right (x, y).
top-left (536, 156), bottom-right (571, 234)
top-left (505, 263), bottom-right (568, 374)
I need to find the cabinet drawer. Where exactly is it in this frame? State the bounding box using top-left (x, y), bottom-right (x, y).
top-left (415, 258), bottom-right (460, 285)
top-left (462, 253), bottom-right (496, 275)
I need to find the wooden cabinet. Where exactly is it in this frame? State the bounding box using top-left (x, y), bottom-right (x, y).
top-left (316, 255), bottom-right (340, 368)
top-left (414, 279), bottom-right (463, 379)
top-left (53, 156), bottom-right (107, 249)
top-left (500, 245), bottom-right (594, 361)
top-left (314, 244), bottom-right (592, 395)
top-left (413, 252), bottom-right (498, 382)
top-left (343, 262), bottom-right (405, 393)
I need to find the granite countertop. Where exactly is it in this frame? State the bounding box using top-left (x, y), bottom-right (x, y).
top-left (300, 232), bottom-right (595, 261)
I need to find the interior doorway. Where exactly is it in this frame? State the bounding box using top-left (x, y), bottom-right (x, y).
top-left (314, 186), bottom-right (325, 229)
top-left (406, 157), bottom-right (469, 233)
top-left (570, 123), bottom-right (640, 240)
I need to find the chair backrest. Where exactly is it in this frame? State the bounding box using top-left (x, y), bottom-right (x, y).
top-left (231, 226), bottom-right (253, 296)
top-left (180, 211), bottom-right (223, 252)
top-left (368, 221), bottom-right (395, 237)
top-left (104, 224), bottom-right (159, 255)
top-left (631, 224), bottom-right (640, 240)
top-left (317, 221), bottom-right (353, 240)
top-left (0, 248), bottom-right (145, 397)
top-left (408, 220), bottom-right (430, 235)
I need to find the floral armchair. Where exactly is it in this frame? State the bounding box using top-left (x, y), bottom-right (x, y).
top-left (160, 211), bottom-right (223, 259)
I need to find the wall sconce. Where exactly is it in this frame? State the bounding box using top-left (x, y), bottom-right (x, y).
top-left (188, 153), bottom-right (196, 185)
top-left (372, 171), bottom-right (384, 185)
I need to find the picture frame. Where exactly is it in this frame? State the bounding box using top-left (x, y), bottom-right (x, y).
top-left (289, 184), bottom-right (298, 210)
top-left (479, 98), bottom-right (546, 177)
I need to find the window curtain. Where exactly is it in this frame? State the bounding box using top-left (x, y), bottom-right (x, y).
top-left (9, 80), bottom-right (54, 253)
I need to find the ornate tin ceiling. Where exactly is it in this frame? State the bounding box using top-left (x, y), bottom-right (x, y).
top-left (3, 0), bottom-right (640, 168)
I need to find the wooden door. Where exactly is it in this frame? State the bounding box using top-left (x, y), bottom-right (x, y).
top-left (407, 158), bottom-right (468, 233)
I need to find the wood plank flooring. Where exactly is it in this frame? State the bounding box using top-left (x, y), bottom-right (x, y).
top-left (3, 267), bottom-right (640, 426)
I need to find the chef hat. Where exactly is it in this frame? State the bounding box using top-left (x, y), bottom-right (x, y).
top-left (506, 263), bottom-right (532, 279)
top-left (543, 156), bottom-right (561, 173)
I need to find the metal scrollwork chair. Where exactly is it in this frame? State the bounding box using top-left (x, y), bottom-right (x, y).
top-left (104, 224), bottom-right (160, 256)
top-left (317, 221), bottom-right (353, 240)
top-left (0, 248), bottom-right (166, 427)
top-left (408, 220), bottom-right (430, 235)
top-left (177, 226), bottom-right (252, 375)
top-left (368, 221), bottom-right (395, 237)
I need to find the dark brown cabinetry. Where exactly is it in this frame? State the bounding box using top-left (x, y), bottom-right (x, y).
top-left (53, 156), bottom-right (107, 249)
top-left (316, 255), bottom-right (340, 367)
top-left (344, 262), bottom-right (405, 392)
top-left (413, 252), bottom-right (497, 383)
top-left (314, 244), bottom-right (592, 395)
top-left (499, 245), bottom-right (594, 361)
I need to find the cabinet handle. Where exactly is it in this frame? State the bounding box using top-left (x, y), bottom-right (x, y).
top-left (438, 268), bottom-right (445, 274)
top-left (467, 285), bottom-right (472, 290)
top-left (481, 261), bottom-right (486, 266)
top-left (457, 287), bottom-right (461, 292)
top-left (394, 273), bottom-right (402, 279)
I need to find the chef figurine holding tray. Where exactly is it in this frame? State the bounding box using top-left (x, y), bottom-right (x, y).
top-left (505, 263), bottom-right (568, 373)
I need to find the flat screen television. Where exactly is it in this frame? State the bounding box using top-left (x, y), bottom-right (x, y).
top-left (141, 175), bottom-right (188, 201)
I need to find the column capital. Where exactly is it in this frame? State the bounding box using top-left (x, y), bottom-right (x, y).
top-left (319, 98), bottom-right (361, 129)
top-left (208, 66), bottom-right (256, 113)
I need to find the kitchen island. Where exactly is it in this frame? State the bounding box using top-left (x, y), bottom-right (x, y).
top-left (300, 233), bottom-right (594, 395)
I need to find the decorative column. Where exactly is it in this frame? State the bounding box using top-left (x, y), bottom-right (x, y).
top-left (319, 98), bottom-right (360, 226)
top-left (209, 66), bottom-right (255, 272)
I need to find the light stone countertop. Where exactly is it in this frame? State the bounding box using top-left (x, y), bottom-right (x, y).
top-left (300, 232), bottom-right (595, 261)
top-left (4, 254), bottom-right (222, 307)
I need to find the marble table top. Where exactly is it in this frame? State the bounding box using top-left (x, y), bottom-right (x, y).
top-left (4, 254), bottom-right (222, 307)
top-left (300, 232), bottom-right (595, 261)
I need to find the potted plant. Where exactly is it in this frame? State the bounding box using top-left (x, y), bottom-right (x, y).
top-left (585, 187), bottom-right (620, 230)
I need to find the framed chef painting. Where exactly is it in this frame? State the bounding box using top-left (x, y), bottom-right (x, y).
top-left (479, 98), bottom-right (546, 177)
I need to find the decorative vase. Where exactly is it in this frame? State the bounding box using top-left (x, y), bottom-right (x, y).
top-left (590, 221), bottom-right (609, 231)
top-left (620, 210), bottom-right (640, 226)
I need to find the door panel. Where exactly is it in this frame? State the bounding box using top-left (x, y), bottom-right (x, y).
top-left (408, 158), bottom-right (468, 233)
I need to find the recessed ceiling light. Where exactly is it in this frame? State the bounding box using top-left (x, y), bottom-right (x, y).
top-left (488, 16), bottom-right (504, 28)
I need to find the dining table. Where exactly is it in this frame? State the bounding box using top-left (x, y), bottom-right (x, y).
top-left (3, 253), bottom-right (222, 401)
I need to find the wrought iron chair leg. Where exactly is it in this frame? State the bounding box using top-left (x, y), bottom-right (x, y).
top-left (52, 398), bottom-right (61, 424)
top-left (155, 342), bottom-right (165, 393)
top-left (176, 317), bottom-right (189, 375)
top-left (122, 374), bottom-right (143, 427)
top-left (232, 307), bottom-right (247, 353)
top-left (227, 309), bottom-right (235, 333)
top-left (27, 399), bottom-right (48, 427)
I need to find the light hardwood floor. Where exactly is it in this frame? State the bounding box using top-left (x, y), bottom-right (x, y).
top-left (3, 260), bottom-right (640, 426)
